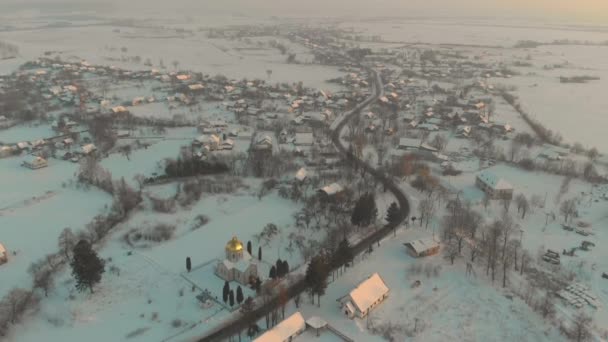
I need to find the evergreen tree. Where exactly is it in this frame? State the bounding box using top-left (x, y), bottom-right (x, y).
top-left (282, 260), bottom-right (289, 275)
top-left (386, 202), bottom-right (402, 236)
top-left (269, 266), bottom-right (277, 279)
top-left (351, 193), bottom-right (378, 227)
top-left (236, 286), bottom-right (244, 304)
top-left (229, 290), bottom-right (235, 307)
top-left (247, 241), bottom-right (252, 255)
top-left (275, 259), bottom-right (283, 277)
top-left (333, 238), bottom-right (353, 270)
top-left (258, 246), bottom-right (262, 261)
top-left (254, 277), bottom-right (262, 294)
top-left (386, 202), bottom-right (401, 225)
top-left (222, 281), bottom-right (230, 303)
top-left (186, 257), bottom-right (191, 273)
top-left (70, 240), bottom-right (105, 293)
top-left (305, 255), bottom-right (329, 307)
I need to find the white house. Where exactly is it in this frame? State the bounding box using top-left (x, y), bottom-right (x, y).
top-left (339, 273), bottom-right (389, 319)
top-left (475, 170), bottom-right (513, 200)
top-left (254, 312), bottom-right (306, 342)
top-left (0, 243), bottom-right (7, 265)
top-left (22, 155), bottom-right (48, 169)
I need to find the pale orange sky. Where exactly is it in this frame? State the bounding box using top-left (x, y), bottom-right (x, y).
top-left (3, 0), bottom-right (608, 23)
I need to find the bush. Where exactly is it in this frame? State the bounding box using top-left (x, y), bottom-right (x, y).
top-left (149, 196), bottom-right (177, 213)
top-left (143, 224), bottom-right (176, 242)
top-left (171, 319), bottom-right (182, 328)
top-left (191, 215), bottom-right (210, 230)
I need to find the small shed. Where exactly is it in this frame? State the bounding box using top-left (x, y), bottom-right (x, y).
top-left (22, 156), bottom-right (48, 169)
top-left (306, 316), bottom-right (327, 337)
top-left (404, 238), bottom-right (440, 257)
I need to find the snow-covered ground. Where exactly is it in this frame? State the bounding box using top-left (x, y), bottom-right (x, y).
top-left (0, 156), bottom-right (112, 299)
top-left (8, 190), bottom-right (306, 342)
top-left (278, 226), bottom-right (567, 342)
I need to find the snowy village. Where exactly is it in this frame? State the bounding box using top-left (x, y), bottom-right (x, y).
top-left (0, 3), bottom-right (608, 342)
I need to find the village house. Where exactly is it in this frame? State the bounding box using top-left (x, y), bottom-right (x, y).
top-left (253, 135), bottom-right (273, 151)
top-left (398, 138), bottom-right (420, 151)
top-left (254, 312), bottom-right (306, 342)
top-left (22, 155), bottom-right (48, 169)
top-left (0, 146), bottom-right (14, 158)
top-left (294, 132), bottom-right (314, 146)
top-left (475, 170), bottom-right (513, 200)
top-left (215, 236), bottom-right (258, 286)
top-left (0, 243), bottom-right (7, 265)
top-left (220, 138), bottom-right (235, 150)
top-left (339, 273), bottom-right (389, 319)
top-left (404, 238), bottom-right (440, 257)
top-left (295, 167), bottom-right (308, 183)
top-left (82, 144), bottom-right (97, 155)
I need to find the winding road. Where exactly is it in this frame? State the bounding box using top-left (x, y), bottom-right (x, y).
top-left (197, 66), bottom-right (410, 342)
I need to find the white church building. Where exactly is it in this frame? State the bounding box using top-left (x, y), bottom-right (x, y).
top-left (215, 236), bottom-right (258, 285)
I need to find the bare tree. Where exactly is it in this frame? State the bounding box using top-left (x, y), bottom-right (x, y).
top-left (28, 260), bottom-right (54, 297)
top-left (418, 198), bottom-right (435, 229)
top-left (1, 289), bottom-right (39, 324)
top-left (560, 198), bottom-right (577, 223)
top-left (570, 312), bottom-right (593, 342)
top-left (58, 227), bottom-right (76, 261)
top-left (515, 194), bottom-right (530, 219)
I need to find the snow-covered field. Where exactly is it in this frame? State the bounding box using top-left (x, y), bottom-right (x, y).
top-left (0, 24), bottom-right (345, 92)
top-left (8, 190), bottom-right (305, 342)
top-left (1, 11), bottom-right (608, 342)
top-left (0, 156), bottom-right (112, 299)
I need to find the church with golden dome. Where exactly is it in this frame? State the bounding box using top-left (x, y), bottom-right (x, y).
top-left (215, 236), bottom-right (258, 285)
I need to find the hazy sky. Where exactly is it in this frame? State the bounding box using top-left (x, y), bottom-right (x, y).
top-left (3, 0), bottom-right (608, 23)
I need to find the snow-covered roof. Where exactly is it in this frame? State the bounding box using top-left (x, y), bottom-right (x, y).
top-left (188, 83), bottom-right (204, 90)
top-left (222, 251), bottom-right (255, 272)
top-left (23, 155), bottom-right (46, 164)
top-left (319, 183), bottom-right (343, 196)
top-left (347, 273), bottom-right (389, 313)
top-left (398, 138), bottom-right (420, 149)
top-left (82, 144), bottom-right (97, 154)
top-left (294, 132), bottom-right (314, 145)
top-left (295, 168), bottom-right (307, 181)
top-left (405, 238), bottom-right (440, 255)
top-left (305, 316), bottom-right (327, 329)
top-left (254, 312), bottom-right (305, 342)
top-left (477, 170), bottom-right (512, 190)
top-left (111, 106), bottom-right (127, 113)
